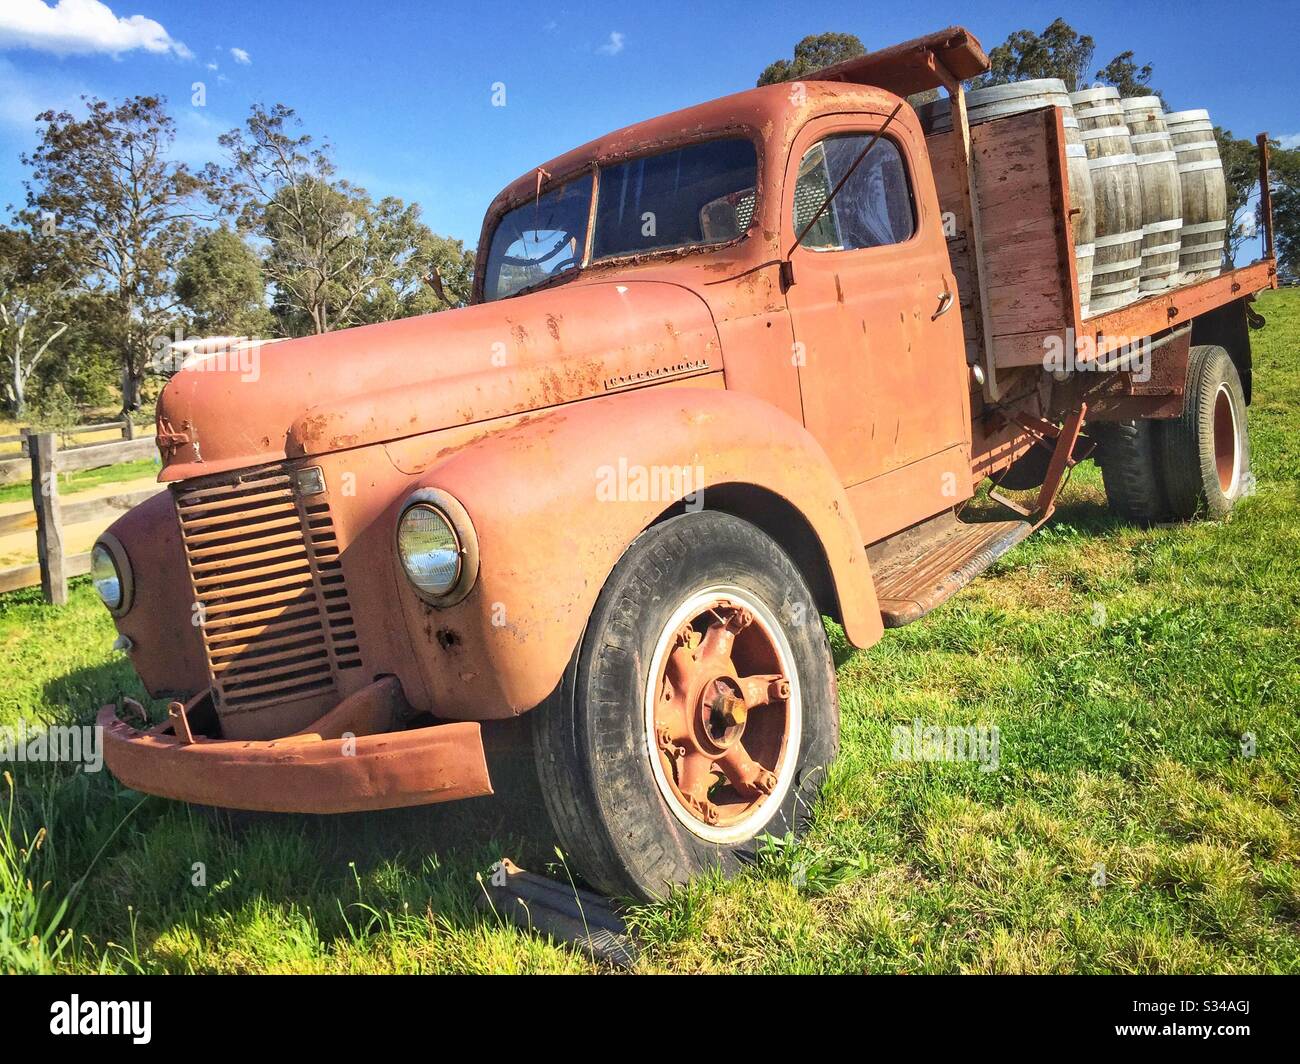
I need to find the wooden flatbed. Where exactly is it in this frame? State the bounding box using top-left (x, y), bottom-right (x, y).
top-left (926, 104), bottom-right (1277, 384)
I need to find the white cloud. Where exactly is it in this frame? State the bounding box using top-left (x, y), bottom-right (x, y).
top-left (0, 0), bottom-right (191, 59)
top-left (205, 60), bottom-right (217, 71)
top-left (1279, 133), bottom-right (1300, 150)
top-left (230, 46), bottom-right (250, 65)
top-left (596, 31), bottom-right (624, 56)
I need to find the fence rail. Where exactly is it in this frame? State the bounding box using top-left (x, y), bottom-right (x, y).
top-left (0, 431), bottom-right (163, 603)
top-left (0, 416), bottom-right (142, 485)
top-left (0, 486), bottom-right (161, 537)
top-left (0, 550), bottom-right (93, 596)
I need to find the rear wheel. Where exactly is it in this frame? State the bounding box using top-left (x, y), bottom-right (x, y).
top-left (1159, 344), bottom-right (1250, 519)
top-left (1095, 419), bottom-right (1168, 525)
top-left (532, 511), bottom-right (838, 901)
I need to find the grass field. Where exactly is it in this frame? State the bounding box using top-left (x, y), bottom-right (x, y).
top-left (1, 289), bottom-right (1297, 974)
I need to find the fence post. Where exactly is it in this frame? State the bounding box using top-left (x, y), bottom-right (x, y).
top-left (29, 431), bottom-right (67, 605)
top-left (121, 415), bottom-right (136, 440)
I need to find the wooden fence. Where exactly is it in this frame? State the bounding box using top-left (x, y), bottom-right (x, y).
top-left (0, 416), bottom-right (142, 486)
top-left (0, 431), bottom-right (162, 603)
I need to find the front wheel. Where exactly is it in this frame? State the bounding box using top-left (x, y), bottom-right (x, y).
top-left (532, 511), bottom-right (838, 901)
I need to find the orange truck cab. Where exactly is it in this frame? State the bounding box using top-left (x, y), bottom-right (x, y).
top-left (96, 27), bottom-right (1277, 899)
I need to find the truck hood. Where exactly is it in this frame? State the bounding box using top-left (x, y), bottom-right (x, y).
top-left (155, 280), bottom-right (721, 481)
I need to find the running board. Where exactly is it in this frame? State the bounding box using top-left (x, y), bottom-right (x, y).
top-left (868, 512), bottom-right (1032, 628)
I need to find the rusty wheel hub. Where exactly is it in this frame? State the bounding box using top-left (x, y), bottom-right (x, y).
top-left (1212, 382), bottom-right (1241, 496)
top-left (645, 586), bottom-right (800, 842)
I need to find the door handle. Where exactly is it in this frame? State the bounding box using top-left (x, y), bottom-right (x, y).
top-left (932, 289), bottom-right (954, 320)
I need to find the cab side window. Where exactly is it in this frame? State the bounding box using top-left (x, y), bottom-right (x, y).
top-left (793, 134), bottom-right (916, 251)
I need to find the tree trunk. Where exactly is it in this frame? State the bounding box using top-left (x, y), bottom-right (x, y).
top-left (122, 361), bottom-right (142, 413)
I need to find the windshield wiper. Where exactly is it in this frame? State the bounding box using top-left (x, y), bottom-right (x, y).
top-left (507, 263), bottom-right (584, 300)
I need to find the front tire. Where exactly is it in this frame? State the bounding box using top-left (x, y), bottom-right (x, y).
top-left (532, 511), bottom-right (838, 901)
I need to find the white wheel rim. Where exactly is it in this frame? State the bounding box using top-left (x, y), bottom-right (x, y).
top-left (642, 584), bottom-right (802, 844)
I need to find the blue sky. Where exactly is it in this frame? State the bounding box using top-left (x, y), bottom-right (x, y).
top-left (1, 0), bottom-right (1296, 249)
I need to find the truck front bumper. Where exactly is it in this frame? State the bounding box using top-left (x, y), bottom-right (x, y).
top-left (97, 676), bottom-right (493, 813)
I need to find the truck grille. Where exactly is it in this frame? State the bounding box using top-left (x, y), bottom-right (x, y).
top-left (173, 465), bottom-right (362, 713)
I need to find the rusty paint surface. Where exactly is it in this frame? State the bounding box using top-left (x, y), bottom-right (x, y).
top-left (781, 107), bottom-right (971, 517)
top-left (1080, 261), bottom-right (1277, 359)
top-left (155, 281), bottom-right (723, 482)
top-left (98, 677), bottom-right (492, 813)
top-left (96, 24), bottom-right (1279, 815)
top-left (392, 386), bottom-right (883, 719)
top-left (107, 489), bottom-right (209, 698)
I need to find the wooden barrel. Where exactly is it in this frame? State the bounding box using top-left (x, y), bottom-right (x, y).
top-left (1069, 86), bottom-right (1125, 132)
top-left (1166, 109), bottom-right (1228, 281)
top-left (1066, 142), bottom-right (1096, 315)
top-left (1075, 239), bottom-right (1095, 320)
top-left (917, 78), bottom-right (1071, 133)
top-left (1121, 96), bottom-right (1166, 136)
top-left (1072, 96), bottom-right (1143, 314)
top-left (1121, 99), bottom-right (1183, 293)
top-left (967, 78), bottom-right (1072, 124)
top-left (914, 96), bottom-right (950, 133)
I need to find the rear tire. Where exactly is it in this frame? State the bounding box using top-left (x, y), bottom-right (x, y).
top-left (532, 511), bottom-right (838, 901)
top-left (1095, 419), bottom-right (1168, 525)
top-left (1159, 344), bottom-right (1250, 519)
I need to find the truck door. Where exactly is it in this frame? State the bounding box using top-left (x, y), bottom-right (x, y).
top-left (782, 111), bottom-right (970, 510)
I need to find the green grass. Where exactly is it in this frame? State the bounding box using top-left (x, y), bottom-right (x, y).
top-left (0, 458), bottom-right (160, 505)
top-left (1, 289), bottom-right (1297, 973)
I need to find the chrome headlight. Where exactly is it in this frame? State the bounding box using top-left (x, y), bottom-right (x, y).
top-left (91, 534), bottom-right (133, 616)
top-left (395, 490), bottom-right (478, 606)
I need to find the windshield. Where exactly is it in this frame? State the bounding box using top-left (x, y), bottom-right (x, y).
top-left (483, 175), bottom-right (594, 301)
top-left (483, 137), bottom-right (757, 301)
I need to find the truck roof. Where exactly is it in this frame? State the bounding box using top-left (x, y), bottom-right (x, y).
top-left (479, 25), bottom-right (990, 240)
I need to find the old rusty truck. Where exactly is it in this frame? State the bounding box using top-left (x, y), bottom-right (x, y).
top-left (95, 27), bottom-right (1278, 900)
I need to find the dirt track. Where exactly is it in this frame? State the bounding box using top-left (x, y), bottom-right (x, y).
top-left (0, 474), bottom-right (161, 570)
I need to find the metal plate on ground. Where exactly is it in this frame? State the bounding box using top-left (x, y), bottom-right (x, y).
top-left (478, 858), bottom-right (638, 969)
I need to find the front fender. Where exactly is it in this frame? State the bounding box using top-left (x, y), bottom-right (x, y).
top-left (394, 387), bottom-right (881, 719)
top-left (103, 489), bottom-right (209, 699)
